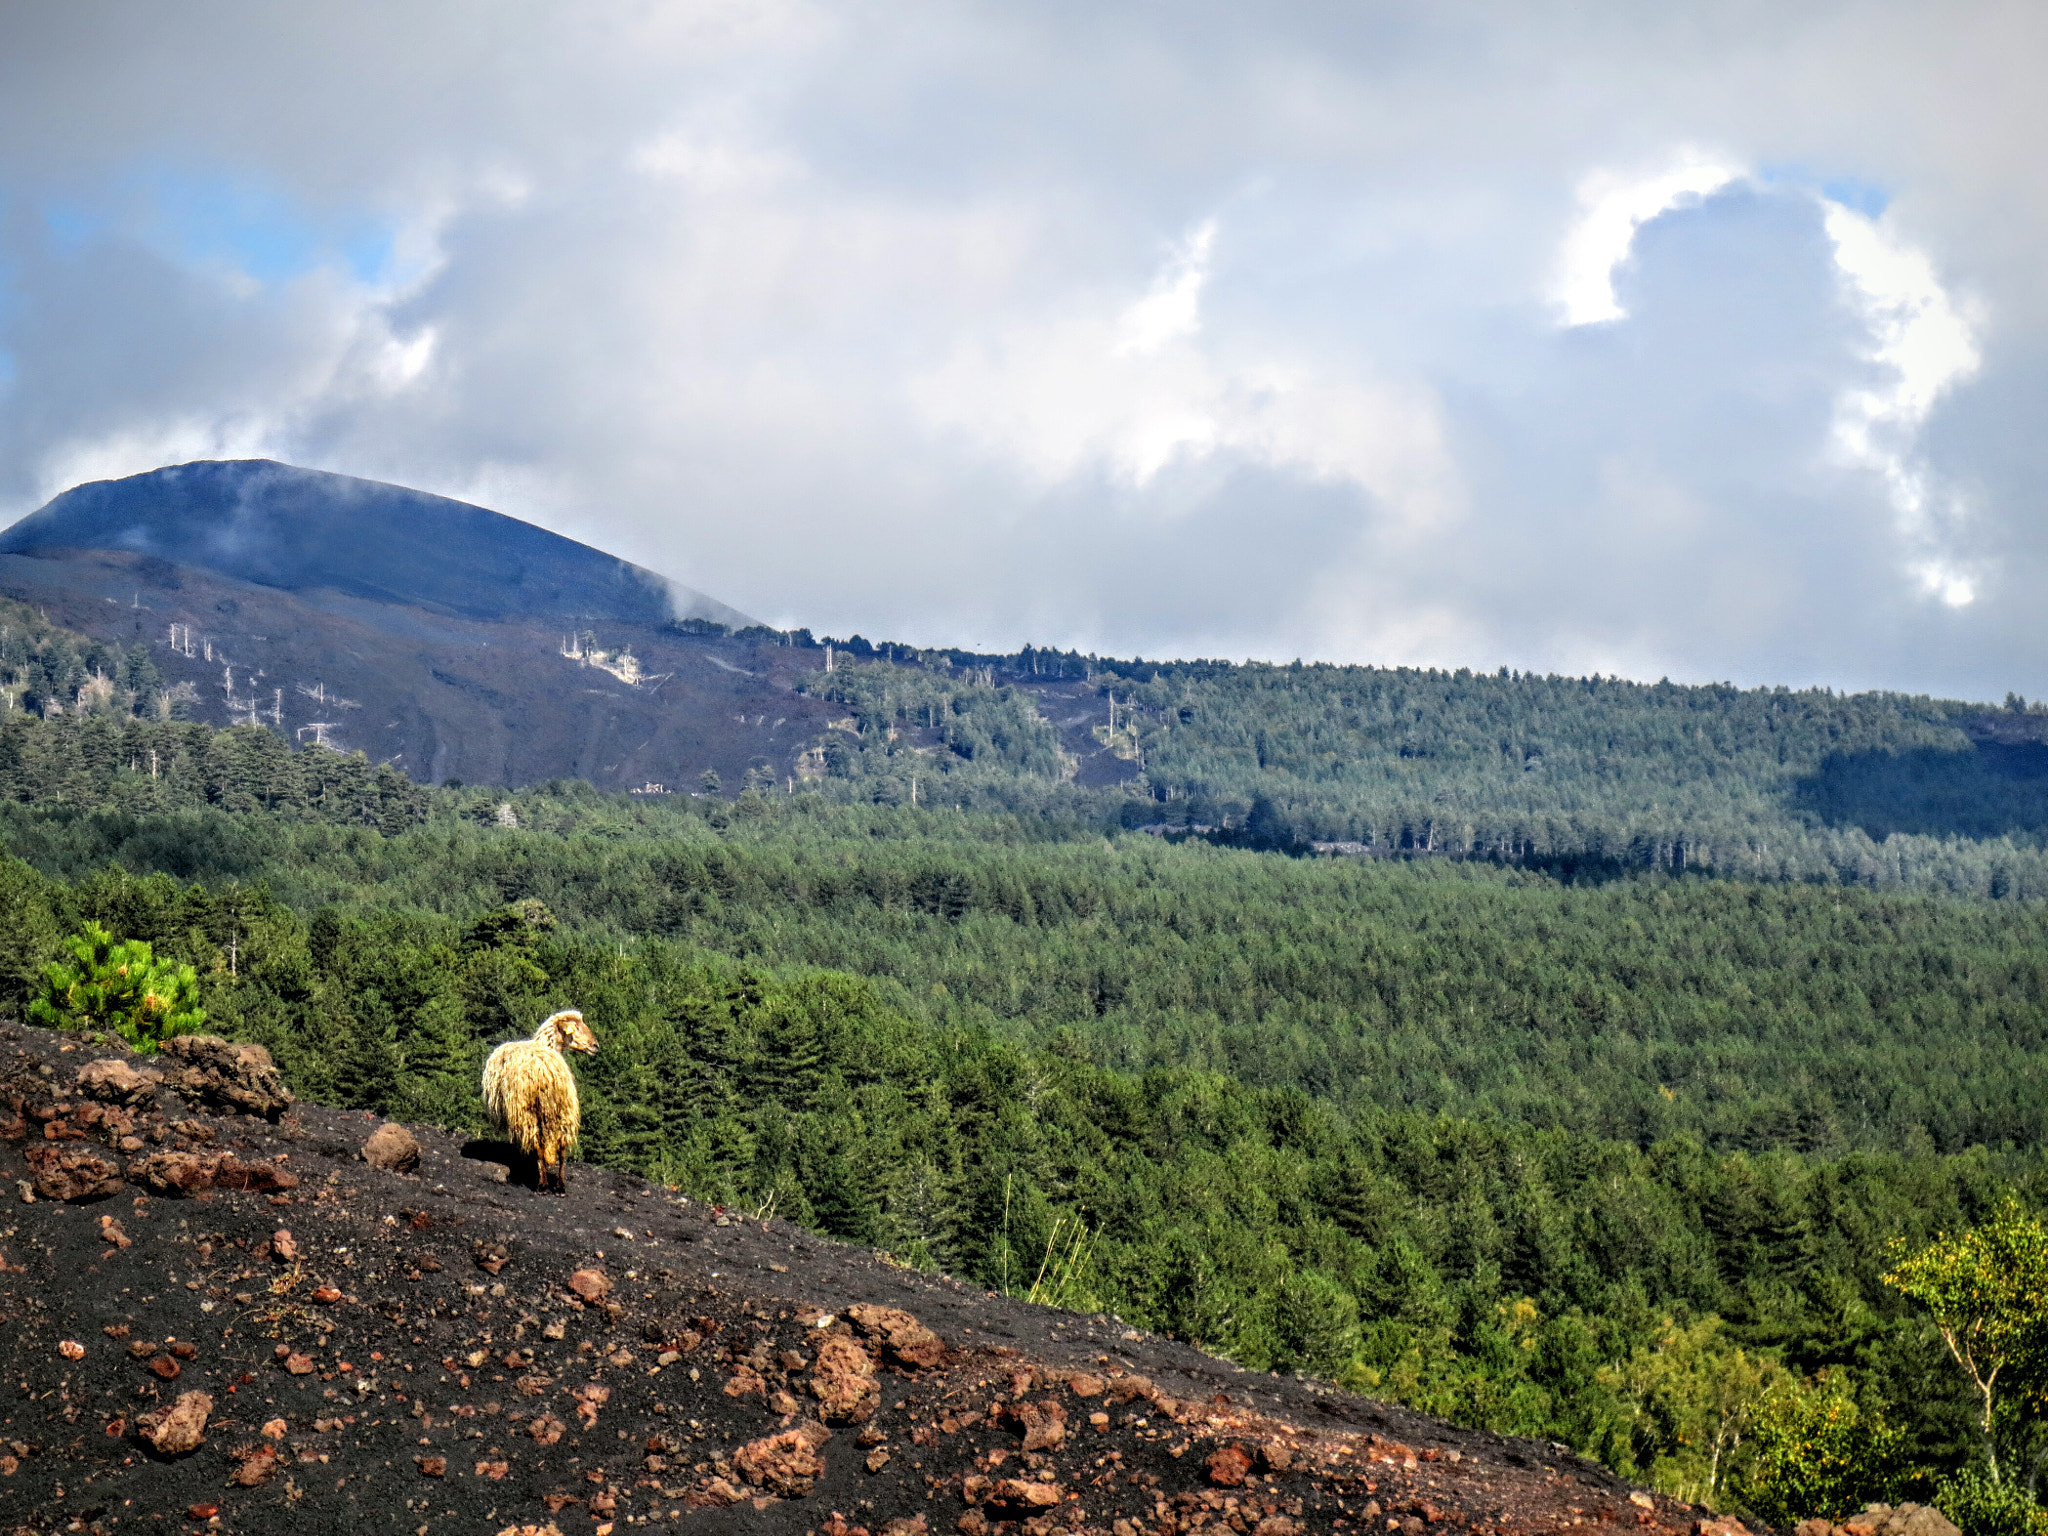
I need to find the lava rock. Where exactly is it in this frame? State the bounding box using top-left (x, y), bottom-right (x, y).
top-left (26, 1144), bottom-right (123, 1201)
top-left (847, 1302), bottom-right (947, 1368)
top-left (136, 1390), bottom-right (213, 1455)
top-left (160, 1035), bottom-right (294, 1120)
top-left (361, 1121), bottom-right (421, 1172)
top-left (75, 1058), bottom-right (161, 1107)
top-left (733, 1420), bottom-right (832, 1496)
top-left (810, 1333), bottom-right (879, 1422)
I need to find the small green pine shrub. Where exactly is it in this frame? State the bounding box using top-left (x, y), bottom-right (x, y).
top-left (29, 922), bottom-right (205, 1051)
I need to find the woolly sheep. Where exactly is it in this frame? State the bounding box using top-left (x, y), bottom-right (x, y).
top-left (482, 1009), bottom-right (599, 1194)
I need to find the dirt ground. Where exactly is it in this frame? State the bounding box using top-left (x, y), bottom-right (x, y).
top-left (0, 1022), bottom-right (1741, 1536)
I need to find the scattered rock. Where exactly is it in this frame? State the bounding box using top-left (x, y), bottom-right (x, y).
top-left (1206, 1444), bottom-right (1254, 1487)
top-left (528, 1414), bottom-right (566, 1445)
top-left (261, 1419), bottom-right (287, 1439)
top-left (416, 1454), bottom-right (446, 1476)
top-left (988, 1478), bottom-right (1064, 1513)
top-left (311, 1285), bottom-right (342, 1304)
top-left (26, 1144), bottom-right (123, 1201)
top-left (99, 1215), bottom-right (130, 1247)
top-left (568, 1267), bottom-right (612, 1303)
top-left (284, 1353), bottom-right (316, 1375)
top-left (160, 1035), bottom-right (294, 1119)
top-left (127, 1150), bottom-right (297, 1197)
top-left (847, 1303), bottom-right (947, 1368)
top-left (1253, 1517), bottom-right (1299, 1536)
top-left (57, 1339), bottom-right (84, 1360)
top-left (733, 1420), bottom-right (832, 1497)
top-left (1816, 1507), bottom-right (1960, 1536)
top-left (473, 1240), bottom-right (510, 1274)
top-left (75, 1059), bottom-right (161, 1106)
top-left (1009, 1399), bottom-right (1067, 1452)
top-left (1066, 1372), bottom-right (1105, 1397)
top-left (148, 1354), bottom-right (182, 1380)
top-left (271, 1228), bottom-right (298, 1262)
top-left (1259, 1442), bottom-right (1294, 1473)
top-left (136, 1390), bottom-right (213, 1455)
top-left (811, 1333), bottom-right (879, 1422)
top-left (361, 1121), bottom-right (421, 1173)
top-left (866, 1447), bottom-right (891, 1472)
top-left (881, 1518), bottom-right (928, 1536)
top-left (228, 1442), bottom-right (280, 1486)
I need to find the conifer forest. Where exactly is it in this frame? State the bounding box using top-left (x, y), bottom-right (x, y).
top-left (14, 598), bottom-right (2048, 1526)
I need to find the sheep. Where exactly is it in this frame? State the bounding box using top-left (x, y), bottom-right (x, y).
top-left (482, 1009), bottom-right (599, 1194)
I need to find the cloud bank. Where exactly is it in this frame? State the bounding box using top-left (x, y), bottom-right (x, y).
top-left (0, 0), bottom-right (2044, 697)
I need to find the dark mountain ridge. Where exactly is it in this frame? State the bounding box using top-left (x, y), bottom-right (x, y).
top-left (0, 460), bottom-right (752, 629)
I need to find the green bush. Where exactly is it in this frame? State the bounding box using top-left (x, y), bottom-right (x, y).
top-left (1936, 1468), bottom-right (2048, 1536)
top-left (1734, 1377), bottom-right (1902, 1526)
top-left (28, 921), bottom-right (205, 1051)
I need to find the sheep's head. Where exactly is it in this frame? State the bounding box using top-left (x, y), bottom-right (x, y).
top-left (538, 1009), bottom-right (600, 1055)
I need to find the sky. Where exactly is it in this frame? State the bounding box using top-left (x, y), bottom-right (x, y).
top-left (0, 1), bottom-right (2043, 699)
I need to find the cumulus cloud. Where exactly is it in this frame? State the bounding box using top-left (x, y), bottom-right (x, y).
top-left (1554, 151), bottom-right (1744, 327)
top-left (0, 1), bottom-right (2043, 696)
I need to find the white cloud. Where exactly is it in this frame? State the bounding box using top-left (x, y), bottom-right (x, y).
top-left (1553, 151), bottom-right (1744, 326)
top-left (1114, 220), bottom-right (1215, 356)
top-left (2, 3), bottom-right (2046, 695)
top-left (911, 216), bottom-right (1460, 533)
top-left (1822, 200), bottom-right (1984, 606)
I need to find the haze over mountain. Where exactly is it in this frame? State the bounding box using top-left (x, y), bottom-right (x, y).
top-left (0, 461), bottom-right (845, 790)
top-left (0, 460), bottom-right (752, 629)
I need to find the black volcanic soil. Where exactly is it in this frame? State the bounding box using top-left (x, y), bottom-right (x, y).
top-left (0, 1024), bottom-right (1734, 1536)
top-left (0, 547), bottom-right (837, 793)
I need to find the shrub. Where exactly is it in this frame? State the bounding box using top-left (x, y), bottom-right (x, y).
top-left (28, 921), bottom-right (205, 1051)
top-left (1936, 1468), bottom-right (2048, 1536)
top-left (1734, 1376), bottom-right (1902, 1526)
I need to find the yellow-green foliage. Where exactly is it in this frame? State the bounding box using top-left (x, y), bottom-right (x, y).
top-left (29, 920), bottom-right (204, 1051)
top-left (1886, 1199), bottom-right (2048, 1481)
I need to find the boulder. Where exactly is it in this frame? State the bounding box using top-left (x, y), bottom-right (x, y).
top-left (846, 1303), bottom-right (947, 1368)
top-left (75, 1058), bottom-right (161, 1106)
top-left (361, 1121), bottom-right (421, 1172)
top-left (733, 1421), bottom-right (831, 1497)
top-left (127, 1150), bottom-right (298, 1197)
top-left (26, 1144), bottom-right (123, 1201)
top-left (1827, 1506), bottom-right (1960, 1536)
top-left (160, 1035), bottom-right (294, 1120)
top-left (809, 1333), bottom-right (879, 1422)
top-left (1206, 1444), bottom-right (1254, 1488)
top-left (136, 1390), bottom-right (213, 1455)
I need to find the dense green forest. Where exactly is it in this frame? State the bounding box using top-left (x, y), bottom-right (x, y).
top-left (13, 608), bottom-right (2048, 1523)
top-left (793, 648), bottom-right (2048, 900)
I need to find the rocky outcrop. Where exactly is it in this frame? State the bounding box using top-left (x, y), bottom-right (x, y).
top-left (1796, 1506), bottom-right (1962, 1536)
top-left (159, 1035), bottom-right (293, 1120)
top-left (75, 1058), bottom-right (161, 1107)
top-left (25, 1143), bottom-right (124, 1201)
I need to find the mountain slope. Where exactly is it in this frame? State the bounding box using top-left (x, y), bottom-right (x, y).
top-left (0, 464), bottom-right (834, 791)
top-left (0, 460), bottom-right (752, 629)
top-left (0, 1018), bottom-right (1716, 1536)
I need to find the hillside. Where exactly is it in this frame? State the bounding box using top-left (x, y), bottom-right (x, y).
top-left (0, 1018), bottom-right (1701, 1536)
top-left (7, 463), bottom-right (2048, 903)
